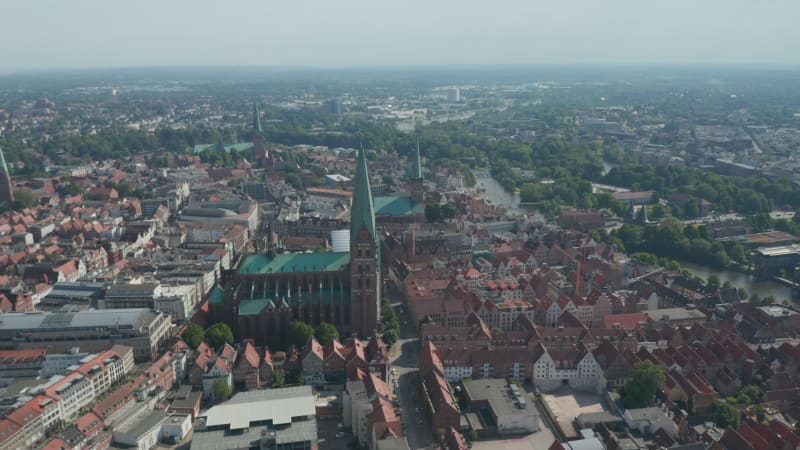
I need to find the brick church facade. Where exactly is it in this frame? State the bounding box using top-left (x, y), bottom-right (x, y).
top-left (211, 147), bottom-right (381, 347)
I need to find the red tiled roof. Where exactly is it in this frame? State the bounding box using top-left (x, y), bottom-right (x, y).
top-left (238, 341), bottom-right (260, 369)
top-left (76, 412), bottom-right (103, 437)
top-left (0, 348), bottom-right (47, 365)
top-left (0, 419), bottom-right (21, 445)
top-left (603, 312), bottom-right (648, 331)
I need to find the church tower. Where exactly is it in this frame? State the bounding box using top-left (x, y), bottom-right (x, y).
top-left (0, 146), bottom-right (14, 205)
top-left (410, 137), bottom-right (424, 203)
top-left (252, 103), bottom-right (268, 167)
top-left (350, 146), bottom-right (380, 337)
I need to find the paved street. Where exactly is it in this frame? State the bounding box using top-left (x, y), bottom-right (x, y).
top-left (386, 283), bottom-right (437, 450)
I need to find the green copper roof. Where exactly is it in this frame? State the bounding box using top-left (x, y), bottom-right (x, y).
top-left (239, 298), bottom-right (273, 315)
top-left (238, 289), bottom-right (352, 316)
top-left (413, 137), bottom-right (423, 180)
top-left (350, 147), bottom-right (376, 241)
top-left (192, 142), bottom-right (255, 154)
top-left (237, 251), bottom-right (350, 275)
top-left (208, 285), bottom-right (225, 304)
top-left (253, 102), bottom-right (262, 133)
top-left (374, 195), bottom-right (424, 216)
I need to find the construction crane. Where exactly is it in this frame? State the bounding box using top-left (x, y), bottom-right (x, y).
top-left (553, 243), bottom-right (589, 301)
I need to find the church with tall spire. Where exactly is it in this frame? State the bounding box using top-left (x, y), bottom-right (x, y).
top-left (189, 102), bottom-right (272, 168)
top-left (0, 146), bottom-right (14, 206)
top-left (349, 146), bottom-right (381, 337)
top-left (409, 138), bottom-right (425, 203)
top-left (251, 102), bottom-right (269, 168)
top-left (212, 146), bottom-right (381, 346)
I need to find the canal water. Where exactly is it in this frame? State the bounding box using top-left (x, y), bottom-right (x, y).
top-left (477, 176), bottom-right (522, 215)
top-left (679, 261), bottom-right (792, 302)
top-left (479, 166), bottom-right (792, 302)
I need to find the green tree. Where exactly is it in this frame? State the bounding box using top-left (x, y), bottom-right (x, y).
top-left (12, 188), bottom-right (37, 210)
top-left (382, 328), bottom-right (399, 347)
top-left (286, 321), bottom-right (315, 349)
top-left (706, 275), bottom-right (721, 292)
top-left (273, 368), bottom-right (286, 387)
top-left (650, 204), bottom-right (666, 220)
top-left (314, 322), bottom-right (340, 346)
top-left (741, 385), bottom-right (760, 403)
top-left (622, 360), bottom-right (665, 409)
top-left (206, 323), bottom-right (234, 351)
top-left (738, 288), bottom-right (748, 300)
top-left (286, 173), bottom-right (303, 190)
top-left (727, 244), bottom-right (747, 262)
top-left (212, 379), bottom-right (232, 403)
top-left (287, 368), bottom-right (305, 386)
top-left (683, 199), bottom-right (700, 219)
top-left (441, 203), bottom-right (457, 220)
top-left (713, 400), bottom-right (740, 429)
top-left (182, 323), bottom-right (205, 349)
top-left (754, 406), bottom-right (766, 423)
top-left (59, 182), bottom-right (81, 196)
top-left (425, 201), bottom-right (442, 223)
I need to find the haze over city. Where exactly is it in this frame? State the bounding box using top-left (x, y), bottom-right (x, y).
top-left (3, 0), bottom-right (800, 70)
top-left (2, 2), bottom-right (800, 450)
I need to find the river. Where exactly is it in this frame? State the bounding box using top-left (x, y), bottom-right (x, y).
top-left (679, 261), bottom-right (793, 301)
top-left (477, 161), bottom-right (792, 301)
top-left (477, 176), bottom-right (523, 216)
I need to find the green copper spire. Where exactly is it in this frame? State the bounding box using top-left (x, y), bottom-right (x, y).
top-left (350, 146), bottom-right (376, 241)
top-left (253, 102), bottom-right (262, 133)
top-left (413, 137), bottom-right (423, 180)
top-left (0, 146), bottom-right (8, 178)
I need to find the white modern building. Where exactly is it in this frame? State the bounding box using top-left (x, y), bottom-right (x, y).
top-left (193, 386), bottom-right (318, 450)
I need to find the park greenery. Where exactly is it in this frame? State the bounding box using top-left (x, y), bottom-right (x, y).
top-left (206, 322), bottom-right (234, 351)
top-left (314, 322), bottom-right (340, 346)
top-left (381, 300), bottom-right (400, 347)
top-left (6, 91), bottom-right (800, 225)
top-left (11, 188), bottom-right (38, 210)
top-left (425, 200), bottom-right (458, 223)
top-left (212, 378), bottom-right (232, 403)
top-left (182, 323), bottom-right (205, 349)
top-left (622, 360), bottom-right (666, 409)
top-left (272, 368), bottom-right (287, 387)
top-left (594, 218), bottom-right (749, 269)
top-left (286, 321), bottom-right (315, 349)
top-left (713, 400), bottom-right (741, 429)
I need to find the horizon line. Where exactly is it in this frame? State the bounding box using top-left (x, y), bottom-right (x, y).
top-left (3, 61), bottom-right (800, 76)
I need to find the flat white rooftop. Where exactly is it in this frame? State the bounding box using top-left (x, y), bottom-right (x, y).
top-left (200, 385), bottom-right (315, 430)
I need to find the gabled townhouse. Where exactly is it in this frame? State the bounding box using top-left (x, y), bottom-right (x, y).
top-left (419, 342), bottom-right (461, 435)
top-left (368, 396), bottom-right (405, 450)
top-left (259, 347), bottom-right (275, 386)
top-left (302, 336), bottom-right (325, 386)
top-left (365, 331), bottom-right (391, 383)
top-left (233, 340), bottom-right (262, 390)
top-left (592, 341), bottom-right (637, 388)
top-left (187, 342), bottom-right (215, 386)
top-left (323, 339), bottom-right (348, 384)
top-left (533, 343), bottom-right (603, 392)
top-left (344, 369), bottom-right (395, 447)
top-left (202, 343), bottom-right (236, 401)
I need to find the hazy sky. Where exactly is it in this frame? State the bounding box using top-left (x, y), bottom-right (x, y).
top-left (3, 0), bottom-right (799, 70)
